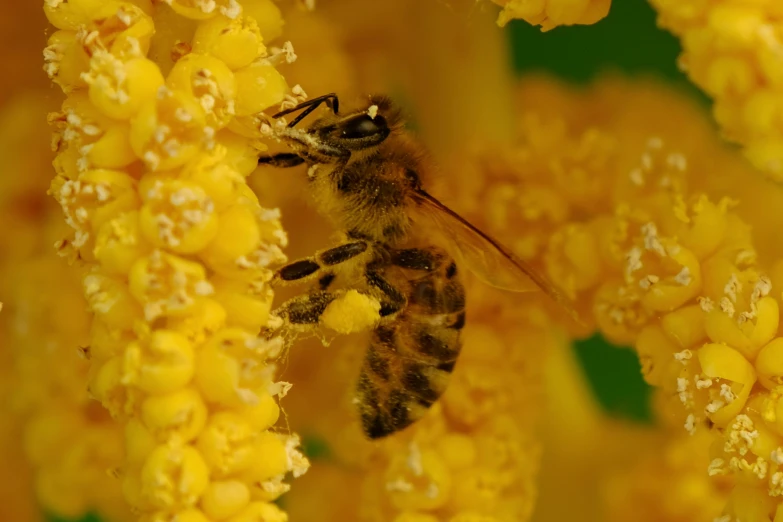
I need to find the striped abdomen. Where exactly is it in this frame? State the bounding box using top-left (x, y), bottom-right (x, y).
top-left (356, 260), bottom-right (465, 439)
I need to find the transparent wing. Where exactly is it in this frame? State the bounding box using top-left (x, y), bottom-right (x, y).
top-left (411, 189), bottom-right (577, 313)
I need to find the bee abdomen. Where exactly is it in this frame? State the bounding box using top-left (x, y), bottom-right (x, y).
top-left (356, 316), bottom-right (463, 439)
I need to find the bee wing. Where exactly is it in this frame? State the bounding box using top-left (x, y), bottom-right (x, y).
top-left (411, 189), bottom-right (576, 312)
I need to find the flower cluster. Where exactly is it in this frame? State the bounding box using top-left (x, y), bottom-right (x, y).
top-left (43, 1), bottom-right (308, 520)
top-left (445, 75), bottom-right (783, 522)
top-left (490, 0), bottom-right (611, 29)
top-left (649, 0), bottom-right (783, 182)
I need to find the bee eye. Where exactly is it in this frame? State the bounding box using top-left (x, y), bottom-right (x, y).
top-left (341, 115), bottom-right (387, 139)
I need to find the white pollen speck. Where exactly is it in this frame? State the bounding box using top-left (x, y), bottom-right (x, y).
top-left (674, 266), bottom-right (692, 286)
top-left (367, 104), bottom-right (379, 119)
top-left (685, 414), bottom-right (696, 434)
top-left (674, 349), bottom-right (692, 364)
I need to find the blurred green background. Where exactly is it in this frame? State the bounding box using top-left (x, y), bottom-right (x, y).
top-left (50, 0), bottom-right (701, 520)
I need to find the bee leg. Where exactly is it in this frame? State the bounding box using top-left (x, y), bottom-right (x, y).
top-left (274, 241), bottom-right (369, 285)
top-left (274, 291), bottom-right (342, 327)
top-left (365, 269), bottom-right (406, 317)
top-left (273, 287), bottom-right (380, 333)
top-left (257, 152), bottom-right (305, 168)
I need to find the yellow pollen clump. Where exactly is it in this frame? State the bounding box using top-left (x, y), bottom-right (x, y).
top-left (321, 290), bottom-right (382, 334)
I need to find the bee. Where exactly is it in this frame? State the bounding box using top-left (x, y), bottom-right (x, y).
top-left (258, 93), bottom-right (571, 439)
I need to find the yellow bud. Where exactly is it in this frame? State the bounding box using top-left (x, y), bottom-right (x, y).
top-left (636, 325), bottom-right (677, 386)
top-left (640, 246), bottom-right (701, 312)
top-left (660, 304), bottom-right (706, 348)
top-left (141, 387), bottom-right (208, 443)
top-left (227, 502), bottom-right (287, 522)
top-left (235, 393), bottom-right (280, 432)
top-left (90, 320), bottom-right (132, 361)
top-left (167, 297), bottom-right (227, 345)
top-left (88, 123), bottom-right (137, 169)
top-left (89, 355), bottom-right (134, 417)
top-left (56, 168), bottom-right (139, 234)
top-left (87, 54), bottom-right (165, 121)
top-left (182, 149), bottom-right (245, 211)
top-left (211, 277), bottom-right (273, 331)
top-left (234, 63), bottom-right (287, 117)
top-left (123, 468), bottom-right (152, 511)
top-left (166, 0), bottom-right (237, 20)
top-left (545, 223), bottom-right (601, 295)
top-left (697, 343), bottom-right (756, 426)
top-left (44, 30), bottom-right (90, 92)
top-left (195, 328), bottom-right (279, 406)
top-left (706, 56), bottom-right (756, 99)
top-left (195, 334), bottom-right (242, 405)
top-left (217, 130), bottom-right (261, 176)
top-left (196, 412), bottom-right (256, 476)
top-left (239, 432), bottom-right (289, 483)
top-left (387, 448), bottom-right (451, 511)
top-left (83, 273), bottom-right (144, 330)
top-left (705, 296), bottom-right (779, 360)
top-left (593, 280), bottom-right (648, 345)
top-left (141, 444), bottom-right (209, 509)
top-left (755, 338), bottom-right (783, 390)
top-left (94, 211), bottom-right (150, 275)
top-left (745, 138), bottom-right (783, 180)
top-left (321, 290), bottom-right (381, 334)
top-left (129, 250), bottom-right (213, 321)
top-left (124, 329), bottom-right (195, 394)
top-left (742, 89), bottom-right (782, 136)
top-left (167, 53), bottom-right (237, 129)
top-left (192, 15), bottom-right (265, 70)
top-left (44, 0), bottom-right (112, 30)
top-left (126, 419), bottom-right (157, 468)
top-left (139, 179), bottom-right (219, 253)
top-left (677, 196), bottom-right (728, 259)
top-left (203, 204), bottom-right (261, 262)
top-left (242, 0), bottom-right (283, 41)
top-left (107, 4), bottom-right (155, 59)
top-left (201, 480), bottom-right (251, 520)
top-left (130, 88), bottom-right (209, 171)
top-left (707, 5), bottom-right (764, 47)
top-left (438, 433), bottom-right (477, 470)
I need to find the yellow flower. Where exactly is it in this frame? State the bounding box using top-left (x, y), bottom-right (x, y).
top-left (491, 0), bottom-right (611, 29)
top-left (445, 75), bottom-right (783, 522)
top-left (649, 0), bottom-right (783, 182)
top-left (43, 1), bottom-right (308, 521)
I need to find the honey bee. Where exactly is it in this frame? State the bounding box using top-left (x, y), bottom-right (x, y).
top-left (259, 93), bottom-right (570, 439)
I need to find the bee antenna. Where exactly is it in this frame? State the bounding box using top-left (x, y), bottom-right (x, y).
top-left (273, 93), bottom-right (340, 128)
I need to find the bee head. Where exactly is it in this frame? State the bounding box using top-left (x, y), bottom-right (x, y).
top-left (311, 95), bottom-right (403, 151)
top-left (273, 93), bottom-right (406, 161)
